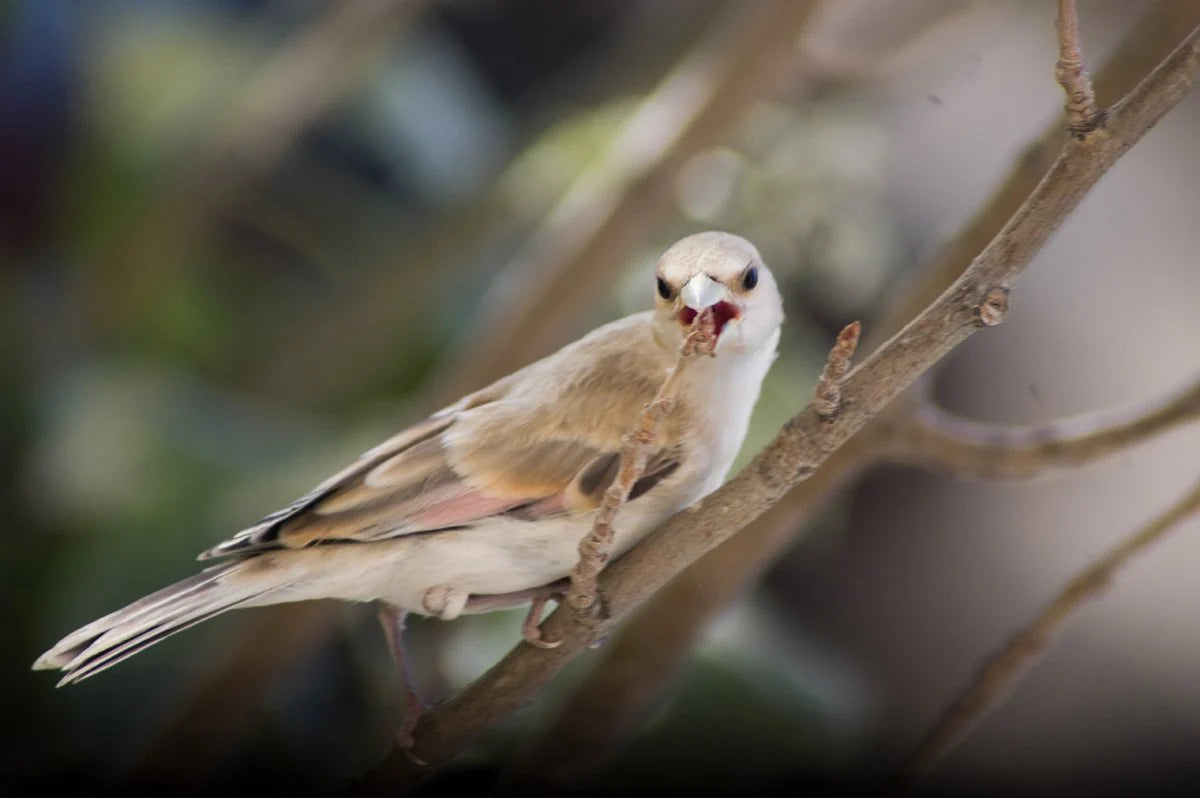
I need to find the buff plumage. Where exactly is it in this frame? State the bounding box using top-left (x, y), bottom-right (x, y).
top-left (35, 231), bottom-right (784, 686)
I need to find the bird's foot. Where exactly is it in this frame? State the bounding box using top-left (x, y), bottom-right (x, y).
top-left (460, 581), bottom-right (568, 648)
top-left (521, 593), bottom-right (562, 649)
top-left (377, 603), bottom-right (430, 765)
top-left (395, 691), bottom-right (429, 766)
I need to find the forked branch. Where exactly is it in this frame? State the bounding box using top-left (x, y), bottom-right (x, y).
top-left (355, 12), bottom-right (1200, 794)
top-left (516, 1), bottom-right (1200, 785)
top-left (1056, 0), bottom-right (1102, 134)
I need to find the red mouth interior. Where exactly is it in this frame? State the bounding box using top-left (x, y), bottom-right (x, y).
top-left (679, 300), bottom-right (739, 338)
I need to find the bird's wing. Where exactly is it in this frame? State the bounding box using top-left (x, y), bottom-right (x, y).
top-left (200, 319), bottom-right (685, 560)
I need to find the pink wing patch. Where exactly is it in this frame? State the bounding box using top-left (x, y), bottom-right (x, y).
top-left (407, 490), bottom-right (528, 528)
top-left (408, 488), bottom-right (568, 529)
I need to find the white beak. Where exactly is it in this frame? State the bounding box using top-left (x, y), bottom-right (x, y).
top-left (680, 274), bottom-right (725, 310)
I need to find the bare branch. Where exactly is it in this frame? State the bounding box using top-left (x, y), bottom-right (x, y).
top-left (565, 311), bottom-right (717, 619)
top-left (354, 21), bottom-right (1200, 791)
top-left (1056, 0), bottom-right (1101, 135)
top-left (522, 0), bottom-right (1200, 783)
top-left (812, 321), bottom-right (863, 418)
top-left (519, 375), bottom-right (1200, 788)
top-left (885, 374), bottom-right (1200, 479)
top-left (506, 436), bottom-right (879, 787)
top-left (869, 0), bottom-right (1200, 352)
top-left (892, 475), bottom-right (1200, 786)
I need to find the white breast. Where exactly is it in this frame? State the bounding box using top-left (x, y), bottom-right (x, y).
top-left (679, 325), bottom-right (780, 499)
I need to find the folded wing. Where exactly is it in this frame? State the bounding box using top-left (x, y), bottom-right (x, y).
top-left (201, 369), bottom-right (682, 560)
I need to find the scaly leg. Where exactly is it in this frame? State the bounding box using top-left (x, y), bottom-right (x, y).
top-left (376, 603), bottom-right (426, 761)
top-left (520, 593), bottom-right (560, 649)
top-left (462, 580), bottom-right (568, 649)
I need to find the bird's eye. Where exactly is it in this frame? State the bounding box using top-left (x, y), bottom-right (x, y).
top-left (741, 265), bottom-right (759, 290)
top-left (656, 276), bottom-right (673, 300)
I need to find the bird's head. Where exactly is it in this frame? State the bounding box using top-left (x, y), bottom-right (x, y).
top-left (652, 231), bottom-right (783, 355)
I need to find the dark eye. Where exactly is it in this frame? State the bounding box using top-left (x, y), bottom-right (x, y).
top-left (741, 265), bottom-right (759, 290)
top-left (656, 276), bottom-right (673, 300)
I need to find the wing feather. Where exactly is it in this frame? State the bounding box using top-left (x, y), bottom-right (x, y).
top-left (200, 313), bottom-right (688, 560)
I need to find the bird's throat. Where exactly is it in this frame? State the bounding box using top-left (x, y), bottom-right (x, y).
top-left (679, 300), bottom-right (739, 339)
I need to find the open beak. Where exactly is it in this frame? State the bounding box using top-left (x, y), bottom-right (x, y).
top-left (678, 274), bottom-right (740, 339)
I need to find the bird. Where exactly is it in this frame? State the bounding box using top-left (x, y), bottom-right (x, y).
top-left (33, 231), bottom-right (784, 701)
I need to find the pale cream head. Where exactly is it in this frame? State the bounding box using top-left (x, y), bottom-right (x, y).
top-left (652, 231), bottom-right (784, 354)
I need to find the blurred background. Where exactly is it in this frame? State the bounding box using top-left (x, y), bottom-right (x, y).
top-left (3, 0), bottom-right (1199, 795)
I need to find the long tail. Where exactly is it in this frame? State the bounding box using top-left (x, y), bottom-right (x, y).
top-left (33, 560), bottom-right (282, 686)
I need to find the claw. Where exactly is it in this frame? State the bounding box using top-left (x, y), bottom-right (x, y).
top-left (396, 729), bottom-right (428, 767)
top-left (521, 594), bottom-right (562, 648)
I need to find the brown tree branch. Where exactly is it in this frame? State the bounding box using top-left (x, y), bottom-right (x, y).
top-left (812, 322), bottom-right (863, 417)
top-left (565, 311), bottom-right (717, 619)
top-left (133, 3), bottom-right (1080, 778)
top-left (354, 18), bottom-right (1200, 790)
top-left (515, 374), bottom-right (1200, 788)
top-left (868, 0), bottom-right (1200, 352)
top-left (505, 439), bottom-right (879, 788)
top-left (516, 1), bottom-right (1200, 783)
top-left (883, 374), bottom-right (1200, 479)
top-left (892, 474), bottom-right (1200, 787)
top-left (1056, 0), bottom-right (1101, 135)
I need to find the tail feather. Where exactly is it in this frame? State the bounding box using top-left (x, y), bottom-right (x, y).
top-left (52, 590), bottom-right (273, 686)
top-left (34, 566), bottom-right (230, 667)
top-left (33, 561), bottom-right (281, 686)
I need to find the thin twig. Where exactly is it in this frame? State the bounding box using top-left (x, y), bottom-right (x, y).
top-left (885, 374), bottom-right (1200, 479)
top-left (892, 475), bottom-right (1200, 786)
top-left (565, 311), bottom-right (717, 619)
top-left (513, 376), bottom-right (1200, 788)
top-left (506, 436), bottom-right (878, 788)
top-left (521, 0), bottom-right (1200, 783)
top-left (353, 20), bottom-right (1200, 791)
top-left (812, 322), bottom-right (863, 417)
top-left (1056, 0), bottom-right (1102, 135)
top-left (871, 0), bottom-right (1200, 352)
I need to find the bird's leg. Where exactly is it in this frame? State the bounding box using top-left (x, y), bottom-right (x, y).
top-left (520, 593), bottom-right (561, 649)
top-left (462, 581), bottom-right (568, 649)
top-left (376, 603), bottom-right (427, 760)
